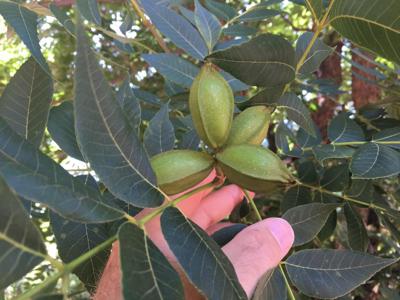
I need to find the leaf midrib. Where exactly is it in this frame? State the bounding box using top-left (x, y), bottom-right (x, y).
top-left (330, 15), bottom-right (400, 35)
top-left (81, 40), bottom-right (159, 193)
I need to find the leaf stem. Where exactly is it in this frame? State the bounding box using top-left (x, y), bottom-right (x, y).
top-left (137, 181), bottom-right (218, 227)
top-left (295, 0), bottom-right (336, 73)
top-left (129, 0), bottom-right (170, 53)
top-left (94, 26), bottom-right (157, 53)
top-left (15, 180), bottom-right (219, 300)
top-left (279, 263), bottom-right (296, 300)
top-left (243, 189), bottom-right (263, 222)
top-left (15, 235), bottom-right (117, 300)
top-left (0, 232), bottom-right (63, 271)
top-left (296, 180), bottom-right (388, 212)
top-left (62, 273), bottom-right (70, 300)
top-left (282, 0), bottom-right (336, 96)
top-left (302, 140), bottom-right (400, 152)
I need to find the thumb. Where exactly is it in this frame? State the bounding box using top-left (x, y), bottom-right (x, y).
top-left (222, 218), bottom-right (294, 298)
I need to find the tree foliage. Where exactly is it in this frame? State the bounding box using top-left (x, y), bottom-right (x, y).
top-left (0, 0), bottom-right (399, 299)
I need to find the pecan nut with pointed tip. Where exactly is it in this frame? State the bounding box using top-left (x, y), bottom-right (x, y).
top-left (189, 63), bottom-right (234, 149)
top-left (216, 144), bottom-right (294, 193)
top-left (226, 106), bottom-right (271, 146)
top-left (151, 150), bottom-right (215, 195)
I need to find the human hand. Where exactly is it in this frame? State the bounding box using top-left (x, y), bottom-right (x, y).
top-left (94, 170), bottom-right (294, 299)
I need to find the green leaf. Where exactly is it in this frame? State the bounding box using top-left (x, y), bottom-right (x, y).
top-left (204, 0), bottom-right (236, 21)
top-left (281, 185), bottom-right (312, 213)
top-left (0, 117), bottom-right (124, 223)
top-left (312, 144), bottom-right (355, 164)
top-left (142, 54), bottom-right (199, 88)
top-left (222, 24), bottom-right (257, 37)
top-left (165, 79), bottom-right (185, 96)
top-left (328, 113), bottom-right (365, 143)
top-left (330, 0), bottom-right (400, 65)
top-left (344, 203), bottom-right (369, 252)
top-left (275, 123), bottom-right (303, 157)
top-left (117, 77), bottom-right (141, 132)
top-left (286, 249), bottom-right (398, 299)
top-left (305, 0), bottom-right (323, 20)
top-left (0, 177), bottom-right (46, 289)
top-left (50, 211), bottom-right (111, 293)
top-left (313, 190), bottom-right (341, 204)
top-left (214, 37), bottom-right (248, 51)
top-left (277, 93), bottom-right (316, 136)
top-left (179, 128), bottom-right (200, 150)
top-left (296, 160), bottom-right (318, 184)
top-left (142, 0), bottom-right (208, 60)
top-left (133, 88), bottom-right (161, 106)
top-left (118, 222), bottom-right (184, 300)
top-left (208, 34), bottom-right (296, 87)
top-left (0, 57), bottom-right (53, 148)
top-left (49, 3), bottom-right (75, 35)
top-left (76, 0), bottom-right (101, 25)
top-left (179, 6), bottom-right (196, 25)
top-left (317, 208), bottom-right (337, 242)
top-left (296, 32), bottom-right (333, 76)
top-left (380, 215), bottom-right (400, 244)
top-left (194, 0), bottom-right (221, 51)
top-left (74, 24), bottom-right (163, 208)
top-left (211, 224), bottom-right (247, 247)
top-left (120, 13), bottom-right (134, 35)
top-left (243, 84), bottom-right (285, 107)
top-left (0, 1), bottom-right (49, 73)
top-left (144, 104), bottom-right (175, 156)
top-left (320, 163), bottom-right (350, 192)
top-left (372, 127), bottom-right (400, 149)
top-left (234, 4), bottom-right (280, 23)
top-left (350, 143), bottom-right (400, 179)
top-left (297, 125), bottom-right (322, 148)
top-left (48, 101), bottom-right (84, 161)
top-left (161, 207), bottom-right (247, 300)
top-left (344, 180), bottom-right (400, 220)
top-left (283, 203), bottom-right (341, 246)
top-left (345, 179), bottom-right (374, 202)
top-left (252, 268), bottom-right (287, 300)
top-left (143, 54), bottom-right (247, 92)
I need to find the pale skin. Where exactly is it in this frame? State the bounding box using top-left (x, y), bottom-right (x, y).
top-left (94, 171), bottom-right (295, 299)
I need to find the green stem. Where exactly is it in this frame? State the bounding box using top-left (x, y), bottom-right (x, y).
top-left (15, 235), bottom-right (117, 300)
top-left (15, 180), bottom-right (219, 300)
top-left (282, 0), bottom-right (336, 96)
top-left (296, 181), bottom-right (388, 212)
top-left (279, 263), bottom-right (296, 300)
top-left (137, 181), bottom-right (217, 226)
top-left (129, 0), bottom-right (170, 52)
top-left (0, 233), bottom-right (63, 271)
top-left (15, 272), bottom-right (61, 300)
top-left (243, 189), bottom-right (263, 222)
top-left (62, 273), bottom-right (69, 300)
top-left (296, 0), bottom-right (336, 73)
top-left (302, 140), bottom-right (400, 152)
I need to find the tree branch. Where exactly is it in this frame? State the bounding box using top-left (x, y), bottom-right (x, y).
top-left (128, 0), bottom-right (171, 53)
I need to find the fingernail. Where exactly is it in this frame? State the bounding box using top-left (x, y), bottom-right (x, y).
top-left (265, 218), bottom-right (294, 254)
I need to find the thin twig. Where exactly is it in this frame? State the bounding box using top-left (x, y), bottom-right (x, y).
top-left (129, 0), bottom-right (170, 53)
top-left (279, 263), bottom-right (296, 300)
top-left (137, 181), bottom-right (218, 226)
top-left (14, 180), bottom-right (220, 300)
top-left (295, 0), bottom-right (336, 73)
top-left (296, 180), bottom-right (388, 212)
top-left (302, 140), bottom-right (400, 152)
top-left (15, 235), bottom-right (118, 300)
top-left (243, 189), bottom-right (263, 222)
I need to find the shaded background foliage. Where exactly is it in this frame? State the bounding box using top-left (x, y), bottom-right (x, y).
top-left (0, 0), bottom-right (400, 299)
